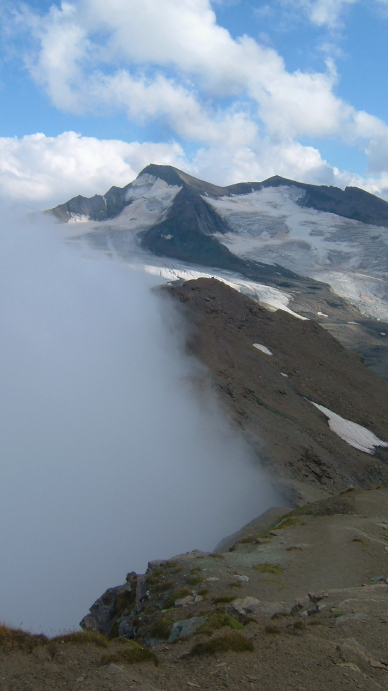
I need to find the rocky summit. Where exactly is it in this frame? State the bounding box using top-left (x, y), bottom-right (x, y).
top-left (50, 164), bottom-right (388, 379)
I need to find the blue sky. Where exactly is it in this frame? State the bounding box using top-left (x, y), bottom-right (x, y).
top-left (1, 0), bottom-right (388, 206)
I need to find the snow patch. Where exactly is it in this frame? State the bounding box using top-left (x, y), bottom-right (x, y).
top-left (142, 264), bottom-right (307, 319)
top-left (310, 401), bottom-right (388, 454)
top-left (65, 174), bottom-right (181, 241)
top-left (69, 214), bottom-right (90, 223)
top-left (253, 343), bottom-right (273, 356)
top-left (281, 373), bottom-right (289, 377)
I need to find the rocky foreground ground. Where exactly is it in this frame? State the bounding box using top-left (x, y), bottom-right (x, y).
top-left (2, 487), bottom-right (388, 690)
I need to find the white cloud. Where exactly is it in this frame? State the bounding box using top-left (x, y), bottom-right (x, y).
top-left (3, 129), bottom-right (388, 211)
top-left (283, 0), bottom-right (359, 27)
top-left (0, 132), bottom-right (185, 206)
top-left (4, 0), bottom-right (388, 200)
top-left (11, 0), bottom-right (355, 141)
top-left (281, 0), bottom-right (388, 27)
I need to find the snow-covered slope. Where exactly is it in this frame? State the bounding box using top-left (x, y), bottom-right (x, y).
top-left (207, 186), bottom-right (388, 321)
top-left (50, 165), bottom-right (388, 379)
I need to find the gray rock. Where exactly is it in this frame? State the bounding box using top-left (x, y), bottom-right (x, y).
top-left (175, 595), bottom-right (195, 606)
top-left (226, 597), bottom-right (286, 620)
top-left (80, 582), bottom-right (133, 635)
top-left (168, 617), bottom-right (207, 643)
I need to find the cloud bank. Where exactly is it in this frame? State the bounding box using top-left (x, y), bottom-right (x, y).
top-left (0, 209), bottom-right (278, 634)
top-left (1, 0), bottom-right (388, 201)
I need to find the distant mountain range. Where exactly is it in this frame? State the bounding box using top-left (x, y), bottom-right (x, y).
top-left (50, 165), bottom-right (388, 380)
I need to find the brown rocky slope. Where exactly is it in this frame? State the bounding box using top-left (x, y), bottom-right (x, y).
top-left (164, 277), bottom-right (388, 503)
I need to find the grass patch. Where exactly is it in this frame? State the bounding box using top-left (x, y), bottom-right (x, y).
top-left (191, 568), bottom-right (202, 574)
top-left (101, 640), bottom-right (158, 666)
top-left (198, 588), bottom-right (209, 597)
top-left (212, 595), bottom-right (236, 604)
top-left (239, 536), bottom-right (256, 544)
top-left (260, 577), bottom-right (285, 587)
top-left (188, 632), bottom-right (253, 656)
top-left (163, 588), bottom-right (191, 609)
top-left (147, 569), bottom-right (163, 584)
top-left (276, 518), bottom-right (299, 530)
top-left (209, 553), bottom-right (224, 559)
top-left (154, 579), bottom-right (175, 592)
top-left (196, 614), bottom-right (243, 636)
top-left (265, 625), bottom-right (281, 635)
top-left (254, 564), bottom-right (283, 575)
top-left (51, 631), bottom-right (108, 647)
top-left (164, 561), bottom-right (182, 573)
top-left (187, 577), bottom-right (205, 586)
top-left (0, 625), bottom-right (47, 653)
top-left (150, 615), bottom-right (173, 640)
top-left (228, 582), bottom-right (242, 588)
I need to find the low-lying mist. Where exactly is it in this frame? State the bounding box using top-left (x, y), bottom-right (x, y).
top-left (0, 208), bottom-right (280, 634)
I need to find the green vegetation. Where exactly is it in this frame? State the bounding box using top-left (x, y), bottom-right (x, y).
top-left (260, 577), bottom-right (285, 587)
top-left (164, 561), bottom-right (182, 573)
top-left (209, 553), bottom-right (224, 559)
top-left (239, 536), bottom-right (257, 544)
top-left (188, 632), bottom-right (253, 656)
top-left (0, 625), bottom-right (47, 653)
top-left (212, 595), bottom-right (236, 604)
top-left (198, 588), bottom-right (209, 597)
top-left (51, 631), bottom-right (109, 647)
top-left (163, 588), bottom-right (191, 609)
top-left (276, 517), bottom-right (299, 530)
top-left (115, 589), bottom-right (135, 616)
top-left (265, 625), bottom-right (281, 635)
top-left (154, 579), bottom-right (174, 592)
top-left (101, 640), bottom-right (158, 666)
top-left (191, 568), bottom-right (202, 574)
top-left (147, 568), bottom-right (163, 584)
top-left (150, 615), bottom-right (173, 639)
top-left (254, 564), bottom-right (284, 575)
top-left (228, 582), bottom-right (242, 588)
top-left (187, 576), bottom-right (205, 586)
top-left (196, 613), bottom-right (243, 636)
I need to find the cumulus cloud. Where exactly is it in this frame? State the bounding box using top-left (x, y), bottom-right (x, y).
top-left (2, 129), bottom-right (388, 208)
top-left (281, 0), bottom-right (388, 27)
top-left (2, 0), bottom-right (388, 201)
top-left (0, 132), bottom-right (185, 206)
top-left (5, 0), bottom-right (388, 181)
top-left (281, 0), bottom-right (359, 27)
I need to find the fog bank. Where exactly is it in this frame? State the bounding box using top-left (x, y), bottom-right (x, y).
top-left (0, 209), bottom-right (279, 634)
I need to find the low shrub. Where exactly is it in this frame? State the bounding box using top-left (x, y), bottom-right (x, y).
top-left (163, 588), bottom-right (191, 609)
top-left (212, 595), bottom-right (235, 604)
top-left (188, 632), bottom-right (253, 656)
top-left (0, 625), bottom-right (47, 653)
top-left (51, 631), bottom-right (108, 648)
top-left (101, 640), bottom-right (158, 666)
top-left (196, 613), bottom-right (243, 636)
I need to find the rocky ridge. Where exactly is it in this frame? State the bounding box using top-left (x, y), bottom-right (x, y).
top-left (164, 277), bottom-right (388, 503)
top-left (3, 489), bottom-right (388, 690)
